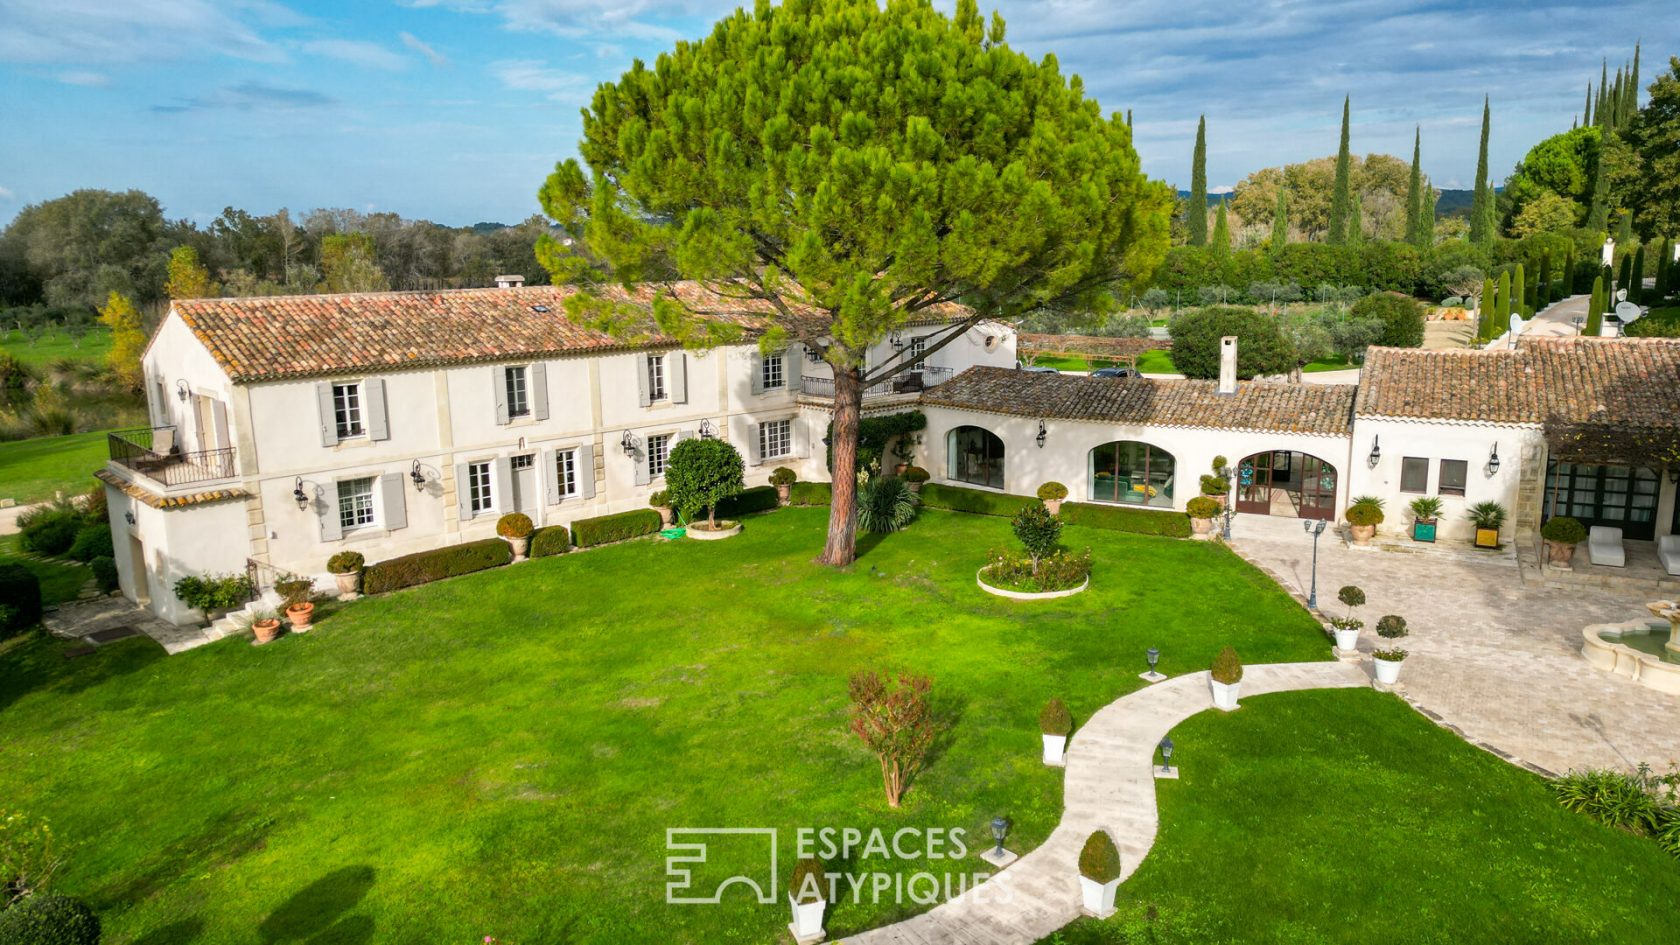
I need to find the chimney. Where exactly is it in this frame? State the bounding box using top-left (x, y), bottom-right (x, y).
top-left (495, 274), bottom-right (526, 289)
top-left (1218, 335), bottom-right (1238, 395)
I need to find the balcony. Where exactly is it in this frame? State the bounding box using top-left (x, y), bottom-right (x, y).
top-left (800, 365), bottom-right (955, 400)
top-left (108, 426), bottom-right (237, 489)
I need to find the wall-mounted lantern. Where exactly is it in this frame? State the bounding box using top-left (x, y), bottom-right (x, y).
top-left (1036, 420), bottom-right (1047, 449)
top-left (124, 510), bottom-right (136, 526)
top-left (1367, 435), bottom-right (1381, 468)
top-left (698, 419), bottom-right (718, 440)
top-left (175, 379), bottom-right (190, 402)
top-left (1486, 443), bottom-right (1501, 476)
top-left (293, 477), bottom-right (309, 510)
top-left (410, 460), bottom-right (427, 492)
top-left (620, 431), bottom-right (638, 456)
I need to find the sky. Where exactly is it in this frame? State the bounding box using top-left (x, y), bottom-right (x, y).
top-left (0, 1), bottom-right (1674, 228)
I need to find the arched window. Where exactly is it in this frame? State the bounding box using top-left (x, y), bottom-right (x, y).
top-left (1089, 441), bottom-right (1176, 507)
top-left (947, 426), bottom-right (1005, 489)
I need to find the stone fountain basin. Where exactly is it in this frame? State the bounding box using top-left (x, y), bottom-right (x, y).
top-left (1581, 619), bottom-right (1680, 695)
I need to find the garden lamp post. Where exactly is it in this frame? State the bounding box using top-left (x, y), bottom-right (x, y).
top-left (1159, 736), bottom-right (1174, 773)
top-left (1303, 519), bottom-right (1327, 609)
top-left (1147, 647), bottom-right (1160, 674)
top-left (990, 816), bottom-right (1009, 857)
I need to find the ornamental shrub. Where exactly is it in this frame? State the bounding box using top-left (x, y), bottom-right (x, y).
top-left (66, 524), bottom-right (113, 563)
top-left (649, 489), bottom-right (671, 509)
top-left (1012, 502), bottom-right (1063, 573)
top-left (1185, 496), bottom-right (1220, 519)
top-left (572, 509), bottom-right (664, 548)
top-left (362, 538), bottom-right (513, 594)
top-left (0, 563), bottom-right (43, 636)
top-left (666, 437), bottom-right (746, 527)
top-left (1210, 646), bottom-right (1242, 684)
top-left (787, 481), bottom-right (832, 506)
top-left (1039, 698), bottom-right (1073, 736)
top-left (1350, 292), bottom-right (1426, 348)
top-left (496, 512), bottom-right (534, 539)
top-left (1078, 831), bottom-right (1121, 883)
top-left (788, 858), bottom-right (826, 904)
top-left (17, 502), bottom-right (81, 557)
top-left (530, 525), bottom-right (571, 557)
top-left (326, 551), bottom-right (365, 574)
top-left (1540, 516), bottom-right (1587, 544)
top-left (90, 556), bottom-right (118, 593)
top-left (981, 548), bottom-right (1091, 593)
top-left (901, 465), bottom-right (930, 483)
top-left (172, 573), bottom-right (253, 612)
top-left (1468, 501), bottom-right (1508, 531)
top-left (1551, 768), bottom-right (1671, 840)
top-left (768, 466), bottom-right (798, 487)
top-left (1199, 474), bottom-right (1229, 495)
top-left (0, 894), bottom-right (101, 945)
top-left (1345, 504), bottom-right (1383, 527)
top-left (1036, 481), bottom-right (1069, 502)
top-left (1337, 585), bottom-right (1366, 611)
top-left (857, 476), bottom-right (920, 534)
top-left (1376, 615), bottom-right (1408, 640)
top-left (1166, 306), bottom-right (1297, 379)
top-left (1058, 503), bottom-right (1192, 538)
top-left (918, 483), bottom-right (1034, 517)
top-left (716, 485), bottom-right (779, 518)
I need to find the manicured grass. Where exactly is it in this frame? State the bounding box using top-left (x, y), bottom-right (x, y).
top-left (1026, 350), bottom-right (1180, 375)
top-left (0, 532), bottom-right (90, 605)
top-left (1134, 350), bottom-right (1177, 374)
top-left (0, 430), bottom-right (111, 504)
top-left (1301, 355), bottom-right (1354, 373)
top-left (1626, 305), bottom-right (1680, 338)
top-left (0, 327), bottom-right (112, 367)
top-left (1047, 689), bottom-right (1680, 945)
top-left (0, 509), bottom-right (1328, 944)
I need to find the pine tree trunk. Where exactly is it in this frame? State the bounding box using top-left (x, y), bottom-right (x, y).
top-left (819, 366), bottom-right (863, 567)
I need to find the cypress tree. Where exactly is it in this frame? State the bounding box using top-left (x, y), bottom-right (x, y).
top-left (1328, 96), bottom-right (1352, 245)
top-left (1617, 210), bottom-right (1634, 246)
top-left (1563, 253), bottom-right (1575, 297)
top-left (1630, 44), bottom-right (1641, 118)
top-left (1584, 82), bottom-right (1593, 126)
top-left (1479, 276), bottom-right (1496, 340)
top-left (1631, 244), bottom-right (1646, 303)
top-left (1469, 97), bottom-right (1494, 244)
top-left (1188, 115), bottom-right (1208, 246)
top-left (1618, 251), bottom-right (1633, 296)
top-left (1512, 263), bottom-right (1526, 320)
top-left (1348, 192), bottom-right (1364, 244)
top-left (1659, 239), bottom-right (1672, 299)
top-left (1538, 254), bottom-right (1552, 306)
top-left (1211, 199), bottom-right (1230, 254)
top-left (1405, 127), bottom-right (1425, 248)
top-left (1586, 149), bottom-right (1610, 232)
top-left (1271, 187), bottom-right (1289, 252)
top-left (1596, 60), bottom-right (1609, 127)
top-left (1587, 275), bottom-right (1604, 336)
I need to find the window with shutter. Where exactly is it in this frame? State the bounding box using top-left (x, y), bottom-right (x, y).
top-left (646, 356), bottom-right (667, 401)
top-left (333, 383), bottom-right (364, 438)
top-left (337, 477), bottom-right (376, 532)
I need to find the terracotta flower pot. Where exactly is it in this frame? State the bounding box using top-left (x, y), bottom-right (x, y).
top-left (252, 619), bottom-right (281, 645)
top-left (1044, 498), bottom-right (1063, 517)
top-left (1349, 523), bottom-right (1376, 545)
top-left (1190, 516), bottom-right (1215, 538)
top-left (656, 507), bottom-right (673, 526)
top-left (285, 601), bottom-right (314, 630)
top-left (908, 481), bottom-right (923, 494)
top-left (1545, 539), bottom-right (1578, 567)
top-left (1205, 493), bottom-right (1227, 508)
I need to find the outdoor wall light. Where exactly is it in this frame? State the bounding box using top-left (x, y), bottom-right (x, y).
top-left (124, 510), bottom-right (136, 526)
top-left (1367, 435), bottom-right (1381, 467)
top-left (1669, 467), bottom-right (1679, 485)
top-left (989, 816), bottom-right (1010, 857)
top-left (175, 379), bottom-right (190, 402)
top-left (410, 460), bottom-right (427, 492)
top-left (1159, 736), bottom-right (1175, 773)
top-left (620, 431), bottom-right (638, 456)
top-left (698, 418), bottom-right (718, 440)
top-left (1036, 420), bottom-right (1047, 449)
top-left (293, 477), bottom-right (309, 510)
top-left (1486, 443), bottom-right (1501, 476)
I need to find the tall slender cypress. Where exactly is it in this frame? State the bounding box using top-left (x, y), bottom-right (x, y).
top-left (1494, 269), bottom-right (1512, 340)
top-left (1512, 264), bottom-right (1526, 320)
top-left (1584, 82), bottom-right (1593, 126)
top-left (1328, 96), bottom-right (1352, 245)
top-left (1271, 187), bottom-right (1289, 252)
top-left (1618, 252), bottom-right (1633, 295)
top-left (1631, 244), bottom-right (1646, 303)
top-left (1348, 192), bottom-right (1364, 244)
top-left (1188, 115), bottom-right (1208, 246)
top-left (1469, 97), bottom-right (1494, 244)
top-left (1587, 275), bottom-right (1604, 335)
top-left (1630, 44), bottom-right (1641, 118)
top-left (1586, 147), bottom-right (1610, 232)
top-left (1563, 253), bottom-right (1576, 296)
top-left (1479, 276), bottom-right (1496, 339)
top-left (1616, 210), bottom-right (1634, 246)
top-left (1596, 60), bottom-right (1609, 127)
top-left (1211, 199), bottom-right (1231, 254)
top-left (1405, 128), bottom-right (1424, 248)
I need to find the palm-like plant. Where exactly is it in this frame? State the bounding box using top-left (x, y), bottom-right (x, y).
top-left (857, 476), bottom-right (919, 534)
top-left (1467, 501), bottom-right (1508, 531)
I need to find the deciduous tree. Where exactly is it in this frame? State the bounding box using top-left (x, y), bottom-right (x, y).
top-left (96, 292), bottom-right (144, 390)
top-left (847, 671), bottom-right (938, 808)
top-left (164, 245), bottom-right (217, 300)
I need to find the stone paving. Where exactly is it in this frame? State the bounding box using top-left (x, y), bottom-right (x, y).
top-left (1229, 514), bottom-right (1680, 777)
top-left (845, 662), bottom-right (1368, 945)
top-left (42, 596), bottom-right (216, 654)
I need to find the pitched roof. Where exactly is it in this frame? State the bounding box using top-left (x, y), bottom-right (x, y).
top-left (1356, 338), bottom-right (1680, 428)
top-left (921, 366), bottom-right (1356, 436)
top-left (171, 282), bottom-right (972, 384)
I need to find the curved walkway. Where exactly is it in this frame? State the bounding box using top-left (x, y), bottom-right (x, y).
top-left (845, 661), bottom-right (1368, 944)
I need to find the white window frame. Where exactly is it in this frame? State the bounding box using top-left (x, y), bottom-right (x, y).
top-left (646, 355), bottom-right (668, 402)
top-left (467, 461), bottom-right (494, 514)
top-left (761, 353), bottom-right (786, 391)
top-left (337, 476), bottom-right (377, 532)
top-left (505, 365), bottom-right (530, 419)
top-left (760, 419), bottom-right (793, 460)
top-left (647, 433), bottom-right (673, 479)
top-left (908, 336), bottom-right (927, 369)
top-left (555, 448), bottom-right (579, 499)
top-left (333, 382), bottom-right (364, 439)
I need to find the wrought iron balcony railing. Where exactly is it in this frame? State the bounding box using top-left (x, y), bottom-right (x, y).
top-left (108, 426), bottom-right (237, 488)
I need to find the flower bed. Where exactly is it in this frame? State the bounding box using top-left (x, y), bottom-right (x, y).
top-left (977, 548), bottom-right (1092, 598)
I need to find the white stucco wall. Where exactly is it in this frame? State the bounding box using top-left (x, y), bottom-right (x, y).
top-left (141, 310), bottom-right (238, 456)
top-left (104, 483), bottom-right (252, 625)
top-left (1344, 417), bottom-right (1539, 543)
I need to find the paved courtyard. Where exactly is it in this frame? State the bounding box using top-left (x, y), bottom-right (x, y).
top-left (1230, 514), bottom-right (1680, 777)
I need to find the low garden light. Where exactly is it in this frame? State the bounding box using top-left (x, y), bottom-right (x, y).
top-left (293, 477), bottom-right (309, 510)
top-left (989, 815), bottom-right (1009, 856)
top-left (1367, 435), bottom-right (1380, 467)
top-left (410, 460), bottom-right (427, 491)
top-left (1486, 443), bottom-right (1500, 476)
top-left (1147, 647), bottom-right (1160, 673)
top-left (1159, 736), bottom-right (1174, 773)
top-left (1036, 420), bottom-right (1047, 449)
top-left (175, 379), bottom-right (190, 402)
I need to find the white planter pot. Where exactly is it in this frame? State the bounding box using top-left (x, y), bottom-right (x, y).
top-left (788, 896), bottom-right (826, 940)
top-left (1334, 628), bottom-right (1359, 652)
top-left (1210, 678), bottom-right (1241, 710)
top-left (1079, 875), bottom-right (1119, 917)
top-left (1374, 657), bottom-right (1404, 685)
top-left (1041, 733), bottom-right (1067, 766)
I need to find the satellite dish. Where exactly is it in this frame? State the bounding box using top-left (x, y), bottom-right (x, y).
top-left (1615, 288), bottom-right (1629, 302)
top-left (1615, 301), bottom-right (1641, 322)
top-left (1508, 313), bottom-right (1524, 336)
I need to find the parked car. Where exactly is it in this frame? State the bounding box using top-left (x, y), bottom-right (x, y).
top-left (1018, 364), bottom-right (1059, 373)
top-left (1091, 366), bottom-right (1133, 378)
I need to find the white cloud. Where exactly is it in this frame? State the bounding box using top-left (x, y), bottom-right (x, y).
top-left (399, 31), bottom-right (449, 67)
top-left (491, 58), bottom-right (592, 101)
top-left (56, 70), bottom-right (110, 87)
top-left (303, 39), bottom-right (407, 71)
top-left (0, 0), bottom-right (286, 64)
top-left (0, 185), bottom-right (14, 201)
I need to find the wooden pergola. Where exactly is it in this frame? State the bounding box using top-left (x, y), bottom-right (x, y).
top-left (1017, 332), bottom-right (1170, 373)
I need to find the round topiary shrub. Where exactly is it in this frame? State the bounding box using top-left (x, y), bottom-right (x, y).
top-left (1185, 496), bottom-right (1220, 519)
top-left (1376, 615), bottom-right (1409, 640)
top-left (1078, 831), bottom-right (1121, 883)
top-left (0, 894), bottom-right (102, 945)
top-left (1211, 646), bottom-right (1242, 684)
top-left (530, 525), bottom-right (571, 558)
top-left (496, 512), bottom-right (534, 539)
top-left (1036, 481), bottom-right (1068, 502)
top-left (66, 524), bottom-right (113, 563)
top-left (1345, 504), bottom-right (1384, 527)
top-left (1540, 516), bottom-right (1587, 545)
top-left (768, 466), bottom-right (798, 487)
top-left (1337, 585), bottom-right (1365, 610)
top-left (666, 437), bottom-right (746, 528)
top-left (788, 858), bottom-right (826, 904)
top-left (1199, 474), bottom-right (1230, 495)
top-left (90, 556), bottom-right (119, 593)
top-left (0, 563), bottom-right (43, 637)
top-left (1039, 698), bottom-right (1072, 736)
top-left (327, 551), bottom-right (365, 574)
top-left (901, 465), bottom-right (930, 483)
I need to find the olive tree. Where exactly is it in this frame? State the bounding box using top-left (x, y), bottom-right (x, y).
top-left (664, 438), bottom-right (744, 528)
top-left (536, 0), bottom-right (1171, 565)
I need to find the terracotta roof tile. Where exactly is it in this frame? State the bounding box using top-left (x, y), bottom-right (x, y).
top-left (96, 469), bottom-right (248, 509)
top-left (921, 366), bottom-right (1355, 436)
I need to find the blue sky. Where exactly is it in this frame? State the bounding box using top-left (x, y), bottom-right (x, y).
top-left (0, 1), bottom-right (1673, 227)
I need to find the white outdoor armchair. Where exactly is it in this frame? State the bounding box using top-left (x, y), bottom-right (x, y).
top-left (1588, 526), bottom-right (1625, 568)
top-left (1660, 535), bottom-right (1680, 576)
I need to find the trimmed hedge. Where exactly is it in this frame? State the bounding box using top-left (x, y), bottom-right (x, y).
top-left (717, 485), bottom-right (779, 518)
top-left (573, 509), bottom-right (664, 548)
top-left (530, 525), bottom-right (571, 558)
top-left (363, 538), bottom-right (513, 594)
top-left (788, 481), bottom-right (832, 506)
top-left (0, 894), bottom-right (101, 945)
top-left (67, 523), bottom-right (114, 562)
top-left (1060, 501), bottom-right (1193, 538)
top-left (90, 555), bottom-right (119, 592)
top-left (918, 483), bottom-right (1035, 517)
top-left (0, 562), bottom-right (43, 636)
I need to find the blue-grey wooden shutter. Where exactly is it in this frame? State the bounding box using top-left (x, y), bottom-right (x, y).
top-left (636, 356), bottom-right (651, 407)
top-left (530, 363), bottom-right (549, 420)
top-left (492, 457), bottom-right (513, 514)
top-left (670, 352), bottom-right (688, 404)
top-left (366, 378), bottom-right (389, 441)
top-left (317, 383), bottom-right (339, 447)
top-left (633, 446), bottom-right (651, 486)
top-left (380, 472), bottom-right (407, 530)
top-left (750, 351), bottom-right (764, 395)
top-left (541, 448), bottom-right (560, 504)
top-left (577, 444), bottom-right (596, 498)
top-left (493, 368), bottom-right (510, 425)
top-left (317, 482), bottom-right (342, 541)
top-left (787, 347), bottom-right (803, 392)
top-left (747, 423), bottom-right (763, 466)
top-left (455, 463), bottom-right (473, 519)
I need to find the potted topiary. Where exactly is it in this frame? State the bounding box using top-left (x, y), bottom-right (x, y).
top-left (1408, 496), bottom-right (1443, 543)
top-left (250, 607), bottom-right (281, 645)
top-left (1332, 584), bottom-right (1365, 652)
top-left (901, 465), bottom-right (930, 493)
top-left (327, 550), bottom-right (364, 597)
top-left (1373, 614), bottom-right (1409, 684)
top-left (1540, 516), bottom-right (1587, 568)
top-left (275, 573), bottom-right (314, 631)
top-left (1185, 496), bottom-right (1220, 538)
top-left (497, 512), bottom-right (534, 561)
top-left (1037, 481), bottom-right (1069, 516)
top-left (769, 466), bottom-right (798, 505)
top-left (1201, 456), bottom-right (1232, 507)
top-left (1209, 645), bottom-right (1242, 709)
top-left (667, 438), bottom-right (747, 538)
top-left (1040, 697), bottom-right (1072, 766)
top-left (787, 857), bottom-right (827, 942)
top-left (1468, 501), bottom-right (1507, 549)
top-left (1077, 830), bottom-right (1121, 918)
top-left (649, 489), bottom-right (674, 526)
top-left (1345, 495), bottom-right (1384, 545)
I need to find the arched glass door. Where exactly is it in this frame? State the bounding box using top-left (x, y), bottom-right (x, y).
top-left (1236, 451), bottom-right (1337, 520)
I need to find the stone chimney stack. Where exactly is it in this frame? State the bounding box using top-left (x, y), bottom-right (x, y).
top-left (1218, 335), bottom-right (1238, 395)
top-left (495, 274), bottom-right (526, 289)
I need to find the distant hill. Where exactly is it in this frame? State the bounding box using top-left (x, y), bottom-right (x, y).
top-left (1435, 189), bottom-right (1473, 218)
top-left (1176, 191), bottom-right (1230, 206)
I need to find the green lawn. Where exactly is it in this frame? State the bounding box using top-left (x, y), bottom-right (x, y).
top-left (0, 429), bottom-right (111, 504)
top-left (1027, 350), bottom-right (1179, 375)
top-left (1, 326), bottom-right (112, 367)
top-left (0, 508), bottom-right (1330, 945)
top-left (1047, 689), bottom-right (1680, 945)
top-left (1301, 355), bottom-right (1354, 373)
top-left (0, 532), bottom-right (90, 605)
top-left (1626, 305), bottom-right (1680, 338)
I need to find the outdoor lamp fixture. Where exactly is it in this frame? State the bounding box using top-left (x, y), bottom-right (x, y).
top-left (124, 510), bottom-right (136, 526)
top-left (1303, 518), bottom-right (1328, 610)
top-left (1159, 736), bottom-right (1175, 773)
top-left (889, 330), bottom-right (905, 349)
top-left (620, 430), bottom-right (637, 456)
top-left (1486, 443), bottom-right (1501, 476)
top-left (698, 418), bottom-right (718, 440)
top-left (292, 477), bottom-right (309, 511)
top-left (1146, 647), bottom-right (1160, 674)
top-left (1036, 420), bottom-right (1047, 449)
top-left (175, 379), bottom-right (190, 402)
top-left (1367, 435), bottom-right (1381, 468)
top-left (410, 460), bottom-right (426, 492)
top-left (1668, 467), bottom-right (1680, 484)
top-left (989, 816), bottom-right (1010, 857)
